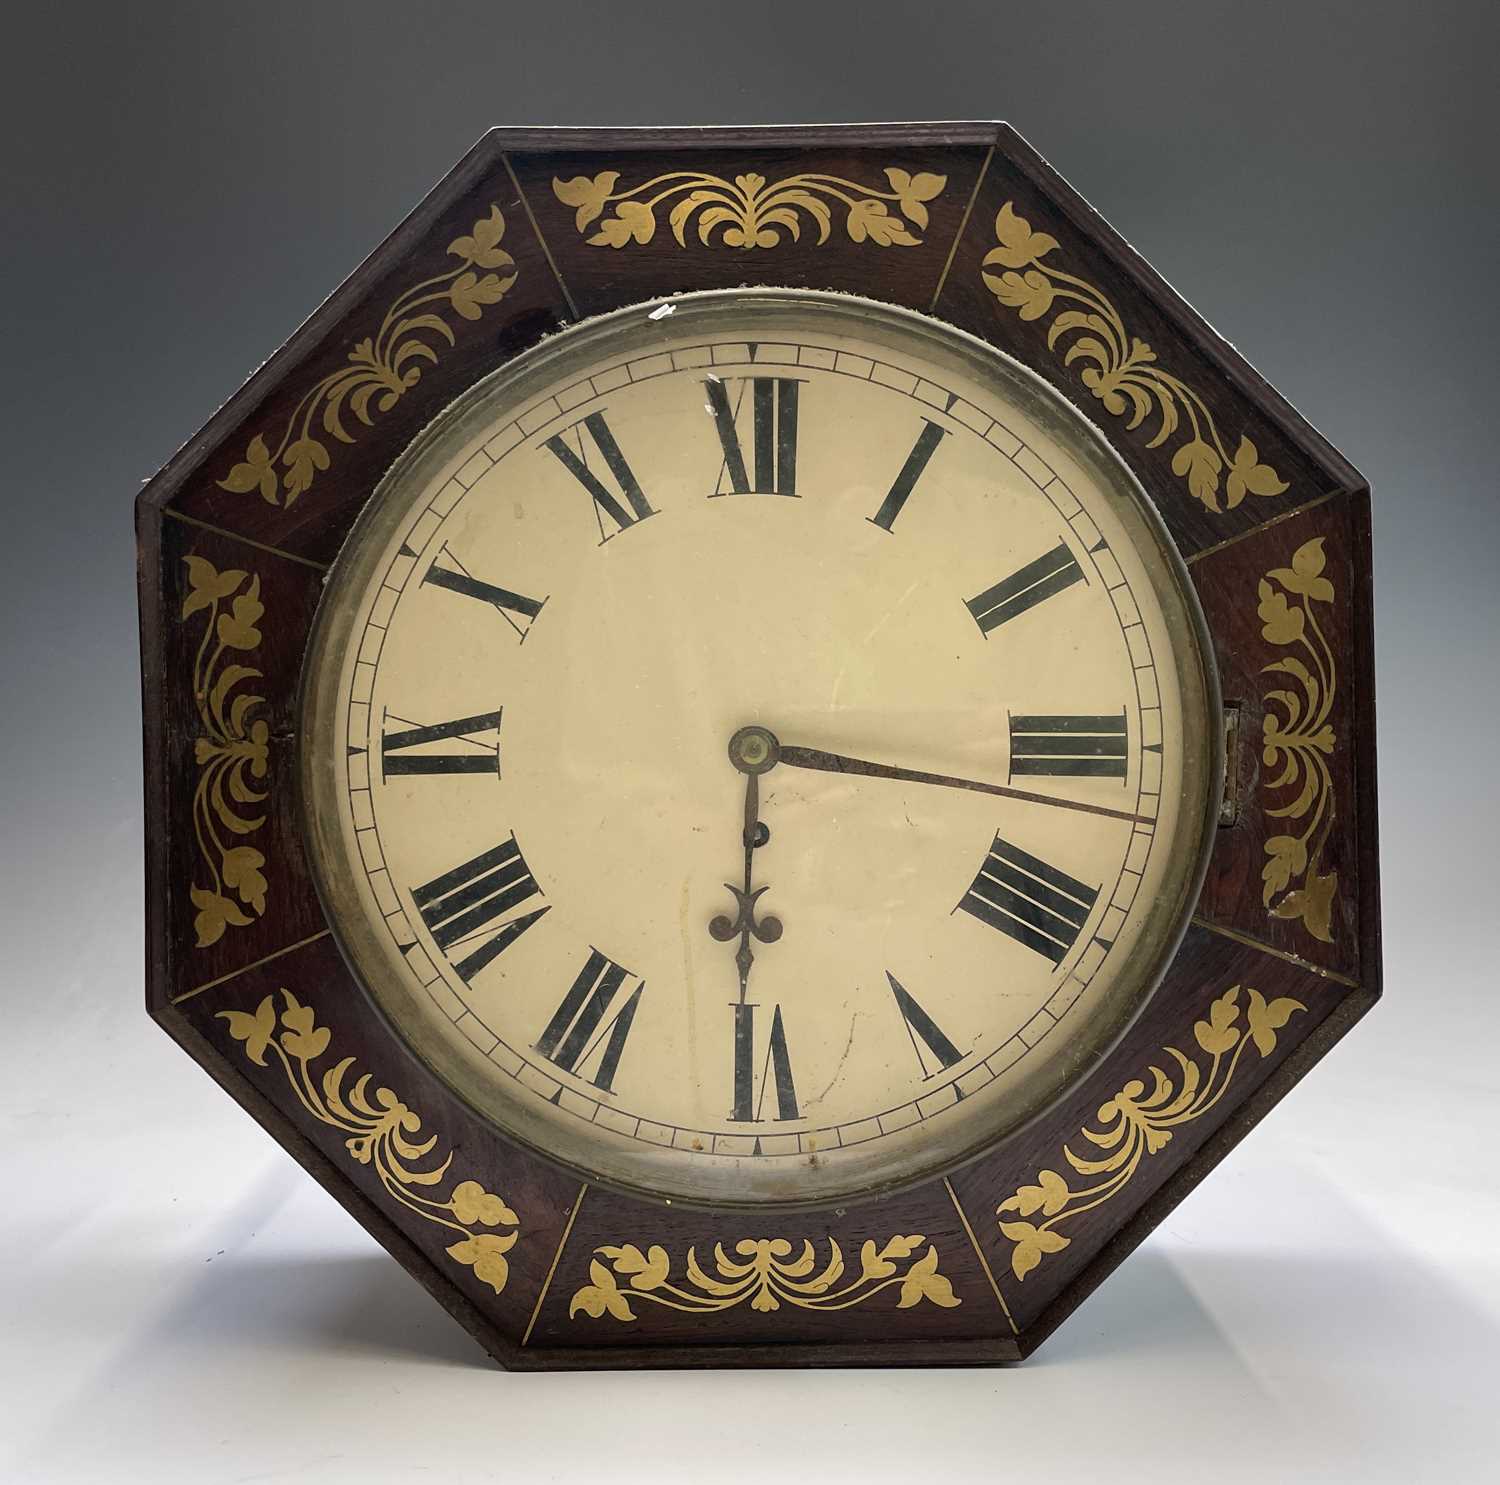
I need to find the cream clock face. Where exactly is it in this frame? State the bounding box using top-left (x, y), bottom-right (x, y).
top-left (302, 290), bottom-right (1217, 1206)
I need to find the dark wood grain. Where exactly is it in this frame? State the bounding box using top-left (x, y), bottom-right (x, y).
top-left (167, 933), bottom-right (584, 1351)
top-left (948, 922), bottom-right (1358, 1336)
top-left (145, 142), bottom-right (574, 569)
top-left (933, 126), bottom-right (1367, 558)
top-left (136, 122), bottom-right (1380, 1370)
top-left (507, 135), bottom-right (992, 318)
top-left (150, 520), bottom-right (327, 1004)
top-left (1190, 500), bottom-right (1363, 978)
top-left (525, 1179), bottom-right (1010, 1352)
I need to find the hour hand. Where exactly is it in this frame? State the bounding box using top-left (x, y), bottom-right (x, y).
top-left (709, 728), bottom-right (784, 997)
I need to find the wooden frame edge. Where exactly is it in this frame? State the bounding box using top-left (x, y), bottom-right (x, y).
top-left (131, 130), bottom-right (512, 523)
top-left (149, 997), bottom-right (532, 1368)
top-left (992, 123), bottom-right (1369, 497)
top-left (1014, 978), bottom-right (1379, 1359)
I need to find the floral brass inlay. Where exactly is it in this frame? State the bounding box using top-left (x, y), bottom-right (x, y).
top-left (218, 206), bottom-right (517, 508)
top-left (1259, 537), bottom-right (1339, 941)
top-left (552, 167), bottom-right (947, 250)
top-left (184, 556), bottom-right (269, 948)
top-left (220, 990), bottom-right (520, 1294)
top-left (980, 202), bottom-right (1289, 514)
top-left (996, 986), bottom-right (1304, 1281)
top-left (569, 1236), bottom-right (960, 1321)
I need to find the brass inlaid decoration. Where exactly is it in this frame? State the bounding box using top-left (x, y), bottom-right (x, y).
top-left (980, 203), bottom-right (1289, 514)
top-left (1259, 537), bottom-right (1339, 941)
top-left (996, 985), bottom-right (1304, 1280)
top-left (219, 989), bottom-right (521, 1294)
top-left (552, 167), bottom-right (948, 250)
top-left (218, 206), bottom-right (517, 508)
top-left (184, 556), bottom-right (269, 948)
top-left (569, 1236), bottom-right (961, 1321)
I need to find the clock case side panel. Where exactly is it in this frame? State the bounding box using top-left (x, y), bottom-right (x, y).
top-left (521, 1178), bottom-right (1020, 1361)
top-left (133, 130), bottom-right (576, 568)
top-left (946, 921), bottom-right (1377, 1354)
top-left (932, 123), bottom-right (1371, 560)
top-left (503, 121), bottom-right (1000, 318)
top-left (147, 965), bottom-right (533, 1369)
top-left (138, 516), bottom-right (329, 1013)
top-left (1014, 974), bottom-right (1377, 1359)
top-left (1190, 494), bottom-right (1378, 982)
top-left (164, 933), bottom-right (588, 1357)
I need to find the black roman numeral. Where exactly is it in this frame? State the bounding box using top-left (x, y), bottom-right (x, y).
top-left (730, 1002), bottom-right (800, 1122)
top-left (423, 546), bottom-right (546, 639)
top-left (966, 542), bottom-right (1084, 635)
top-left (381, 708), bottom-right (501, 778)
top-left (536, 948), bottom-right (644, 1093)
top-left (705, 376), bottom-right (800, 496)
top-left (887, 973), bottom-right (963, 1077)
top-left (958, 833), bottom-right (1098, 965)
top-left (544, 411), bottom-right (655, 541)
top-left (411, 835), bottom-right (548, 982)
top-left (1009, 712), bottom-right (1128, 780)
top-left (869, 419), bottom-right (949, 531)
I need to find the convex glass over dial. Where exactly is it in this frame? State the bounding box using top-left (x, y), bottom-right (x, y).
top-left (302, 290), bottom-right (1218, 1206)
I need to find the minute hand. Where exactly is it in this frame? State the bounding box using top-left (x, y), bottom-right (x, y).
top-left (775, 743), bottom-right (1150, 826)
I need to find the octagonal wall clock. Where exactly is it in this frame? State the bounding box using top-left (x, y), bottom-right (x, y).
top-left (137, 123), bottom-right (1379, 1369)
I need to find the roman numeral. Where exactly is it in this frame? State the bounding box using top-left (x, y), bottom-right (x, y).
top-left (1009, 712), bottom-right (1128, 780)
top-left (705, 376), bottom-right (800, 496)
top-left (887, 972), bottom-right (963, 1077)
top-left (958, 833), bottom-right (1098, 965)
top-left (730, 1002), bottom-right (800, 1122)
top-left (423, 546), bottom-right (546, 639)
top-left (381, 708), bottom-right (501, 778)
top-left (411, 835), bottom-right (548, 982)
top-left (966, 541), bottom-right (1084, 634)
top-left (869, 419), bottom-right (949, 531)
top-left (536, 948), bottom-right (644, 1093)
top-left (544, 411), bottom-right (655, 541)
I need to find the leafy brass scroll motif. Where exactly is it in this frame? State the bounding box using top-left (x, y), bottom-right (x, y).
top-left (552, 168), bottom-right (947, 250)
top-left (980, 203), bottom-right (1288, 514)
top-left (569, 1236), bottom-right (961, 1322)
top-left (219, 990), bottom-right (521, 1294)
top-left (996, 986), bottom-right (1304, 1281)
top-left (1259, 537), bottom-right (1339, 940)
top-left (184, 556), bottom-right (269, 948)
top-left (218, 206), bottom-right (517, 508)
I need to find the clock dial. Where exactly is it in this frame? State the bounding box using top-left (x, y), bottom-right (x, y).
top-left (301, 290), bottom-right (1218, 1206)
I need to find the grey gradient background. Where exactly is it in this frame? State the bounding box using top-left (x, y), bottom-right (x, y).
top-left (2, 3), bottom-right (1496, 1481)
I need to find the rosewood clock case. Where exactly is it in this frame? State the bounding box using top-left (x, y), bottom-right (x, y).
top-left (135, 122), bottom-right (1379, 1369)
